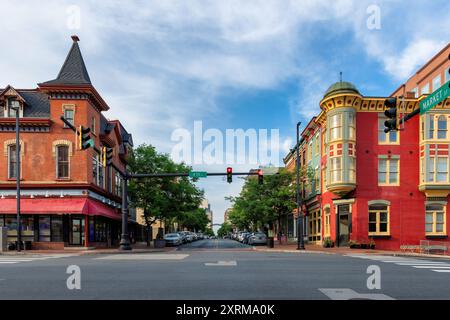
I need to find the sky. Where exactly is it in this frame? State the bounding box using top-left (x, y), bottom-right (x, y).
top-left (0, 0), bottom-right (449, 230)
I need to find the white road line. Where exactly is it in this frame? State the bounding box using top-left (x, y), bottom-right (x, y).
top-left (432, 270), bottom-right (450, 273)
top-left (205, 260), bottom-right (237, 266)
top-left (395, 262), bottom-right (449, 266)
top-left (0, 262), bottom-right (19, 264)
top-left (413, 266), bottom-right (450, 269)
top-left (319, 288), bottom-right (395, 300)
top-left (95, 254), bottom-right (189, 260)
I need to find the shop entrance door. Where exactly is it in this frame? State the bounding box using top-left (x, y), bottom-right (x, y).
top-left (337, 204), bottom-right (350, 247)
top-left (70, 217), bottom-right (84, 246)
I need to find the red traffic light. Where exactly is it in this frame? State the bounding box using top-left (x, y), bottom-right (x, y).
top-left (227, 167), bottom-right (232, 173)
top-left (258, 169), bottom-right (263, 176)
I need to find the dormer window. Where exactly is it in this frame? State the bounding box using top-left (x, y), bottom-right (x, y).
top-left (7, 98), bottom-right (21, 118)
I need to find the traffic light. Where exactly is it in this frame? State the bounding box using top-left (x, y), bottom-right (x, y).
top-left (258, 169), bottom-right (263, 185)
top-left (78, 125), bottom-right (94, 150)
top-left (226, 167), bottom-right (232, 183)
top-left (102, 146), bottom-right (114, 167)
top-left (384, 98), bottom-right (398, 133)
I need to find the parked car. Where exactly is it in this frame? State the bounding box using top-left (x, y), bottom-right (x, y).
top-left (238, 232), bottom-right (250, 243)
top-left (248, 232), bottom-right (267, 245)
top-left (177, 232), bottom-right (187, 244)
top-left (242, 233), bottom-right (254, 244)
top-left (185, 232), bottom-right (194, 242)
top-left (164, 233), bottom-right (182, 246)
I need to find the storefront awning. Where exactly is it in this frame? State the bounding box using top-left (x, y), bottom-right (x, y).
top-left (0, 197), bottom-right (121, 221)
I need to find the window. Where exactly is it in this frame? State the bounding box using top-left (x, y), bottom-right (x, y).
top-left (39, 216), bottom-right (51, 242)
top-left (107, 166), bottom-right (113, 193)
top-left (324, 207), bottom-right (331, 237)
top-left (349, 113), bottom-right (356, 140)
top-left (98, 161), bottom-right (105, 188)
top-left (425, 204), bottom-right (446, 235)
top-left (63, 109), bottom-right (74, 127)
top-left (308, 210), bottom-right (321, 242)
top-left (349, 157), bottom-right (356, 183)
top-left (330, 114), bottom-right (342, 141)
top-left (378, 118), bottom-right (398, 144)
top-left (93, 154), bottom-right (99, 185)
top-left (437, 115), bottom-right (447, 139)
top-left (411, 87), bottom-right (418, 98)
top-left (8, 145), bottom-right (17, 179)
top-left (56, 145), bottom-right (69, 179)
top-left (330, 157), bottom-right (342, 182)
top-left (51, 216), bottom-right (63, 242)
top-left (115, 171), bottom-right (122, 196)
top-left (428, 115), bottom-right (434, 139)
top-left (432, 75), bottom-right (442, 92)
top-left (91, 116), bottom-right (96, 135)
top-left (428, 156), bottom-right (449, 183)
top-left (7, 99), bottom-right (20, 118)
top-left (421, 83), bottom-right (430, 95)
top-left (378, 158), bottom-right (399, 186)
top-left (368, 204), bottom-right (390, 236)
top-left (446, 67), bottom-right (450, 83)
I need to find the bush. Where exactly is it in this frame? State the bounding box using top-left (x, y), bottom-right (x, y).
top-left (349, 240), bottom-right (361, 249)
top-left (323, 237), bottom-right (334, 248)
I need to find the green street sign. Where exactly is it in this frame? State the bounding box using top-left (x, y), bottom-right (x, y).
top-left (189, 171), bottom-right (208, 178)
top-left (420, 80), bottom-right (450, 114)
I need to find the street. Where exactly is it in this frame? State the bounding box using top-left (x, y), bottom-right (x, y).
top-left (1, 239), bottom-right (450, 300)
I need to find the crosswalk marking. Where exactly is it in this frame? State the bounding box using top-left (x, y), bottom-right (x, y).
top-left (95, 254), bottom-right (189, 260)
top-left (205, 260), bottom-right (237, 266)
top-left (0, 254), bottom-right (76, 265)
top-left (346, 254), bottom-right (450, 274)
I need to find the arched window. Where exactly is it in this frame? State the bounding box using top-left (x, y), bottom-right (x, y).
top-left (56, 145), bottom-right (69, 179)
top-left (438, 115), bottom-right (447, 139)
top-left (8, 144), bottom-right (17, 179)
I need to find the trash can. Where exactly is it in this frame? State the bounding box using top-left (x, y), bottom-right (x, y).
top-left (267, 237), bottom-right (274, 248)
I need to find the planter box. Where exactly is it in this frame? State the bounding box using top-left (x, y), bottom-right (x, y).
top-left (154, 239), bottom-right (166, 248)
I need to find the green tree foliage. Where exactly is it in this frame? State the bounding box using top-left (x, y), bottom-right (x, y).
top-left (217, 222), bottom-right (233, 237)
top-left (128, 144), bottom-right (205, 233)
top-left (227, 169), bottom-right (295, 232)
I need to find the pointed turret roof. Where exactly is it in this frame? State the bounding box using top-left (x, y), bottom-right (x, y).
top-left (41, 35), bottom-right (92, 86)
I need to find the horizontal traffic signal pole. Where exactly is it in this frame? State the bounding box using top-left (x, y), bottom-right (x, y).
top-left (130, 172), bottom-right (261, 179)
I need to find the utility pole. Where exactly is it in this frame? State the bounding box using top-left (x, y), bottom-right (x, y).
top-left (296, 121), bottom-right (305, 250)
top-left (12, 100), bottom-right (22, 252)
top-left (119, 170), bottom-right (132, 250)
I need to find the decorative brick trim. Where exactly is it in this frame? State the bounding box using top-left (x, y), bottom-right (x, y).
top-left (3, 139), bottom-right (24, 156)
top-left (52, 140), bottom-right (73, 157)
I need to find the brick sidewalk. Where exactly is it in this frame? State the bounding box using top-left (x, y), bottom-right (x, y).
top-left (253, 241), bottom-right (450, 259)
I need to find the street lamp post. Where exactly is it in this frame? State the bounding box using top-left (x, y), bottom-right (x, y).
top-left (11, 100), bottom-right (22, 252)
top-left (119, 170), bottom-right (132, 250)
top-left (296, 121), bottom-right (305, 250)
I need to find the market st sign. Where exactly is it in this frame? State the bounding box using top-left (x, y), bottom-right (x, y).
top-left (420, 80), bottom-right (450, 114)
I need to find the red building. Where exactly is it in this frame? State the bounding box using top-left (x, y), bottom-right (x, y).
top-left (285, 43), bottom-right (450, 250)
top-left (0, 36), bottom-right (133, 249)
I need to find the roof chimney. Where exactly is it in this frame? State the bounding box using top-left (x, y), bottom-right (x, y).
top-left (71, 35), bottom-right (80, 42)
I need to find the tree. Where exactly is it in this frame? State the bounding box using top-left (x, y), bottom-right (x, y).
top-left (217, 222), bottom-right (233, 238)
top-left (128, 144), bottom-right (204, 245)
top-left (227, 169), bottom-right (295, 236)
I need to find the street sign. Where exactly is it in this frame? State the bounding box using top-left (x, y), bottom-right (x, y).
top-left (420, 80), bottom-right (450, 114)
top-left (189, 171), bottom-right (207, 178)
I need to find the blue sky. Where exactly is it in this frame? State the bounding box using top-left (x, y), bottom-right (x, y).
top-left (1, 0), bottom-right (449, 228)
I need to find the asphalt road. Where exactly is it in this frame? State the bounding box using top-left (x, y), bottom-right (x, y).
top-left (1, 239), bottom-right (450, 300)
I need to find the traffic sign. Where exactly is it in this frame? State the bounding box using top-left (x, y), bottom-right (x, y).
top-left (420, 80), bottom-right (450, 114)
top-left (189, 171), bottom-right (208, 178)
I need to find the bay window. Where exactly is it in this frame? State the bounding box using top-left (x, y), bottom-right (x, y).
top-left (330, 114), bottom-right (342, 141)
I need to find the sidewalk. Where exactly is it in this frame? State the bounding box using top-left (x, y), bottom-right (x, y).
top-left (0, 243), bottom-right (178, 256)
top-left (253, 241), bottom-right (450, 259)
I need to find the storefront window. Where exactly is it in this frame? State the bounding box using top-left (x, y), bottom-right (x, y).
top-left (39, 216), bottom-right (51, 242)
top-left (51, 216), bottom-right (63, 242)
top-left (89, 217), bottom-right (95, 242)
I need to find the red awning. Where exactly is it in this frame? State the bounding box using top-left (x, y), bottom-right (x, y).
top-left (0, 197), bottom-right (121, 221)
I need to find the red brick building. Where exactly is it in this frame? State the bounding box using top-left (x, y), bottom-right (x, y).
top-left (0, 36), bottom-right (133, 249)
top-left (285, 43), bottom-right (450, 250)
